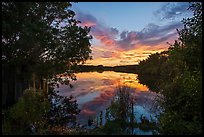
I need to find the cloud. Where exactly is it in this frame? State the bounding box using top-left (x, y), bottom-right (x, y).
top-left (79, 88), bottom-right (115, 116)
top-left (136, 22), bottom-right (182, 45)
top-left (76, 12), bottom-right (98, 24)
top-left (94, 35), bottom-right (116, 46)
top-left (154, 2), bottom-right (191, 20)
top-left (85, 44), bottom-right (169, 66)
top-left (50, 2), bottom-right (198, 70)
top-left (76, 11), bottom-right (182, 51)
top-left (90, 46), bottom-right (120, 59)
top-left (117, 31), bottom-right (137, 50)
top-left (80, 109), bottom-right (96, 115)
top-left (101, 51), bottom-right (119, 58)
top-left (116, 22), bottom-right (182, 49)
top-left (80, 21), bottom-right (96, 27)
top-left (75, 11), bottom-right (118, 46)
top-left (102, 79), bottom-right (115, 85)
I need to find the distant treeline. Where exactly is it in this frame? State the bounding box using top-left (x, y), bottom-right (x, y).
top-left (72, 64), bottom-right (139, 74)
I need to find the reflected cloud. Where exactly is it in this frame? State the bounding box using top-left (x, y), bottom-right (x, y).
top-left (81, 109), bottom-right (96, 115)
top-left (57, 71), bottom-right (153, 125)
top-left (102, 79), bottom-right (115, 85)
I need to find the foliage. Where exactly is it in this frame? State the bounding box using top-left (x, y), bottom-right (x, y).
top-left (72, 65), bottom-right (138, 74)
top-left (2, 2), bottom-right (92, 107)
top-left (2, 89), bottom-right (50, 135)
top-left (2, 87), bottom-right (81, 135)
top-left (47, 88), bottom-right (80, 127)
top-left (109, 86), bottom-right (134, 123)
top-left (137, 2), bottom-right (202, 135)
top-left (97, 120), bottom-right (126, 135)
top-left (137, 51), bottom-right (170, 92)
top-left (2, 2), bottom-right (92, 75)
top-left (90, 85), bottom-right (158, 135)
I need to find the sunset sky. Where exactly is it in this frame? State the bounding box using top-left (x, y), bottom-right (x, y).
top-left (71, 2), bottom-right (193, 66)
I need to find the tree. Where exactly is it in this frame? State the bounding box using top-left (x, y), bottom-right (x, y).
top-left (158, 2), bottom-right (202, 135)
top-left (2, 2), bottom-right (92, 107)
top-left (2, 89), bottom-right (50, 134)
top-left (137, 51), bottom-right (169, 92)
top-left (108, 86), bottom-right (136, 134)
top-left (137, 2), bottom-right (202, 134)
top-left (170, 2), bottom-right (202, 72)
top-left (47, 89), bottom-right (80, 128)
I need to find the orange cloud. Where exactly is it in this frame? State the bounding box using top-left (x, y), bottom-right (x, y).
top-left (76, 12), bottom-right (181, 66)
top-left (85, 42), bottom-right (170, 66)
top-left (94, 36), bottom-right (116, 46)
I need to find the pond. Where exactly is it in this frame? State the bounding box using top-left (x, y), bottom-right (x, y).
top-left (55, 71), bottom-right (161, 134)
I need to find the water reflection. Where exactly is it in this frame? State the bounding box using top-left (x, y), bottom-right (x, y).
top-left (56, 71), bottom-right (159, 125)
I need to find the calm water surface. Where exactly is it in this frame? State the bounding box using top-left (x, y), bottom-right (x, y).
top-left (56, 71), bottom-right (160, 126)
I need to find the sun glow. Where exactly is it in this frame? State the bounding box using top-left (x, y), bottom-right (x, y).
top-left (84, 43), bottom-right (169, 66)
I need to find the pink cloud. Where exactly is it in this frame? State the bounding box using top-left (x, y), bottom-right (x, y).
top-left (81, 109), bottom-right (96, 115)
top-left (75, 11), bottom-right (183, 66)
top-left (75, 11), bottom-right (118, 47)
top-left (94, 36), bottom-right (116, 46)
top-left (76, 11), bottom-right (182, 49)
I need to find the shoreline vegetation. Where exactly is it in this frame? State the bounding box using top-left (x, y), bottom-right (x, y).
top-left (2, 2), bottom-right (202, 135)
top-left (72, 64), bottom-right (139, 74)
top-left (2, 84), bottom-right (159, 135)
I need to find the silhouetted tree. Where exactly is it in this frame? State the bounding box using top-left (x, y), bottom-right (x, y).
top-left (137, 2), bottom-right (202, 135)
top-left (47, 89), bottom-right (80, 127)
top-left (2, 2), bottom-right (92, 107)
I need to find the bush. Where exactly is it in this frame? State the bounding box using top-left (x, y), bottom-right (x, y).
top-left (2, 89), bottom-right (50, 135)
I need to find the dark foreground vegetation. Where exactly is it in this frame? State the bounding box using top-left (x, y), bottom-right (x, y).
top-left (2, 2), bottom-right (92, 135)
top-left (137, 2), bottom-right (202, 135)
top-left (2, 2), bottom-right (92, 108)
top-left (2, 2), bottom-right (202, 135)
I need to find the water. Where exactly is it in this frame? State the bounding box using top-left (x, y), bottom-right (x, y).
top-left (55, 71), bottom-right (161, 134)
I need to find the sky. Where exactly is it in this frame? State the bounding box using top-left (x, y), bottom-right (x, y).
top-left (71, 2), bottom-right (193, 66)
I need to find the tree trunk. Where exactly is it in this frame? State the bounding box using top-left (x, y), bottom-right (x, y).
top-left (46, 78), bottom-right (48, 97)
top-left (2, 66), bottom-right (16, 108)
top-left (38, 78), bottom-right (43, 92)
top-left (2, 64), bottom-right (30, 108)
top-left (14, 67), bottom-right (23, 102)
top-left (131, 98), bottom-right (134, 135)
top-left (32, 73), bottom-right (36, 90)
top-left (29, 81), bottom-right (31, 89)
top-left (42, 78), bottom-right (45, 96)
